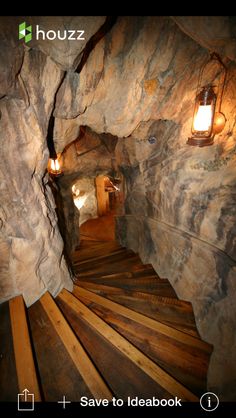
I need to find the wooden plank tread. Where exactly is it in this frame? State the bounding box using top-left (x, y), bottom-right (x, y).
top-left (73, 286), bottom-right (212, 353)
top-left (58, 289), bottom-right (198, 401)
top-left (83, 301), bottom-right (209, 394)
top-left (76, 281), bottom-right (190, 308)
top-left (75, 248), bottom-right (130, 266)
top-left (74, 250), bottom-right (137, 269)
top-left (9, 295), bottom-right (41, 400)
top-left (39, 292), bottom-right (112, 400)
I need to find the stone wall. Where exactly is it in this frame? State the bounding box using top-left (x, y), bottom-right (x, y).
top-left (72, 177), bottom-right (98, 226)
top-left (0, 47), bottom-right (73, 305)
top-left (0, 16), bottom-right (105, 305)
top-left (114, 66), bottom-right (236, 400)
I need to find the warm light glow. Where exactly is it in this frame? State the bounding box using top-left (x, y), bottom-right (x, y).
top-left (73, 195), bottom-right (88, 210)
top-left (72, 184), bottom-right (80, 197)
top-left (72, 185), bottom-right (77, 195)
top-left (193, 105), bottom-right (213, 132)
top-left (213, 112), bottom-right (226, 134)
top-left (72, 185), bottom-right (88, 210)
top-left (50, 159), bottom-right (60, 171)
top-left (49, 157), bottom-right (62, 175)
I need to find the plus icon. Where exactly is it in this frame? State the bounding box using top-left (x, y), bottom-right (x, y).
top-left (57, 395), bottom-right (71, 409)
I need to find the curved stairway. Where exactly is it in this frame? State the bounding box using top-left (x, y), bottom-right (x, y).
top-left (0, 239), bottom-right (213, 402)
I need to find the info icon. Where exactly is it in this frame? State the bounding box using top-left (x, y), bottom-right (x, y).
top-left (200, 392), bottom-right (219, 412)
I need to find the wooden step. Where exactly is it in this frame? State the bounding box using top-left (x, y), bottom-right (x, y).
top-left (79, 236), bottom-right (107, 242)
top-left (93, 294), bottom-right (198, 337)
top-left (73, 241), bottom-right (123, 261)
top-left (74, 260), bottom-right (155, 278)
top-left (78, 300), bottom-right (209, 395)
top-left (58, 289), bottom-right (198, 401)
top-left (0, 302), bottom-right (18, 401)
top-left (75, 252), bottom-right (141, 273)
top-left (74, 248), bottom-right (129, 266)
top-left (75, 277), bottom-right (177, 298)
top-left (77, 268), bottom-right (160, 281)
top-left (76, 280), bottom-right (174, 296)
top-left (73, 241), bottom-right (121, 255)
top-left (73, 287), bottom-right (212, 394)
top-left (76, 272), bottom-right (161, 283)
top-left (57, 297), bottom-right (172, 399)
top-left (9, 295), bottom-right (41, 400)
top-left (73, 286), bottom-right (212, 353)
top-left (30, 292), bottom-right (112, 400)
top-left (76, 265), bottom-right (157, 279)
top-left (75, 281), bottom-right (197, 336)
top-left (77, 277), bottom-right (174, 292)
top-left (29, 298), bottom-right (99, 401)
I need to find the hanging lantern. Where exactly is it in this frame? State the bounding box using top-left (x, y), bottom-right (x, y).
top-left (48, 154), bottom-right (62, 177)
top-left (187, 52), bottom-right (227, 147)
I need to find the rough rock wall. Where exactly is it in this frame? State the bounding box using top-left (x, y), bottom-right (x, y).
top-left (55, 16), bottom-right (205, 143)
top-left (0, 48), bottom-right (72, 305)
top-left (115, 115), bottom-right (236, 399)
top-left (53, 16), bottom-right (236, 400)
top-left (0, 16), bottom-right (105, 305)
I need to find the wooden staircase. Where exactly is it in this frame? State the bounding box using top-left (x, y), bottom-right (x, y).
top-left (0, 239), bottom-right (213, 402)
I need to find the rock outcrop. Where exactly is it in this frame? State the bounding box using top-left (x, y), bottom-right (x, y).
top-left (0, 46), bottom-right (73, 306)
top-left (172, 16), bottom-right (236, 62)
top-left (0, 16), bottom-right (106, 305)
top-left (72, 177), bottom-right (98, 226)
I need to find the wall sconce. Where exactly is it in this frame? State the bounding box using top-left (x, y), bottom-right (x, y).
top-left (187, 52), bottom-right (227, 147)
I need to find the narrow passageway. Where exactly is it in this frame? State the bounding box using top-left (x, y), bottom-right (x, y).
top-left (79, 172), bottom-right (123, 242)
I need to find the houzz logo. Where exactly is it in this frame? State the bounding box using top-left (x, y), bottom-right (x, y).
top-left (18, 22), bottom-right (85, 43)
top-left (19, 22), bottom-right (32, 43)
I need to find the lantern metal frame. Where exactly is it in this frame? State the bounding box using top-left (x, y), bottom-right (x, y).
top-left (187, 52), bottom-right (227, 147)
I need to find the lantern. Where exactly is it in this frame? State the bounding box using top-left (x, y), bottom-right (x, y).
top-left (48, 153), bottom-right (62, 177)
top-left (187, 52), bottom-right (227, 147)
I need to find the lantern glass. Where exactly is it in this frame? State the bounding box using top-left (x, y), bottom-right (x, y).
top-left (48, 156), bottom-right (62, 176)
top-left (193, 104), bottom-right (213, 132)
top-left (188, 85), bottom-right (217, 147)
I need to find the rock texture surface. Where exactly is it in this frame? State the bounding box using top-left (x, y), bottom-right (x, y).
top-left (55, 16), bottom-right (206, 145)
top-left (115, 123), bottom-right (236, 400)
top-left (172, 16), bottom-right (236, 62)
top-left (72, 177), bottom-right (98, 226)
top-left (0, 16), bottom-right (106, 305)
top-left (0, 46), bottom-right (73, 305)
